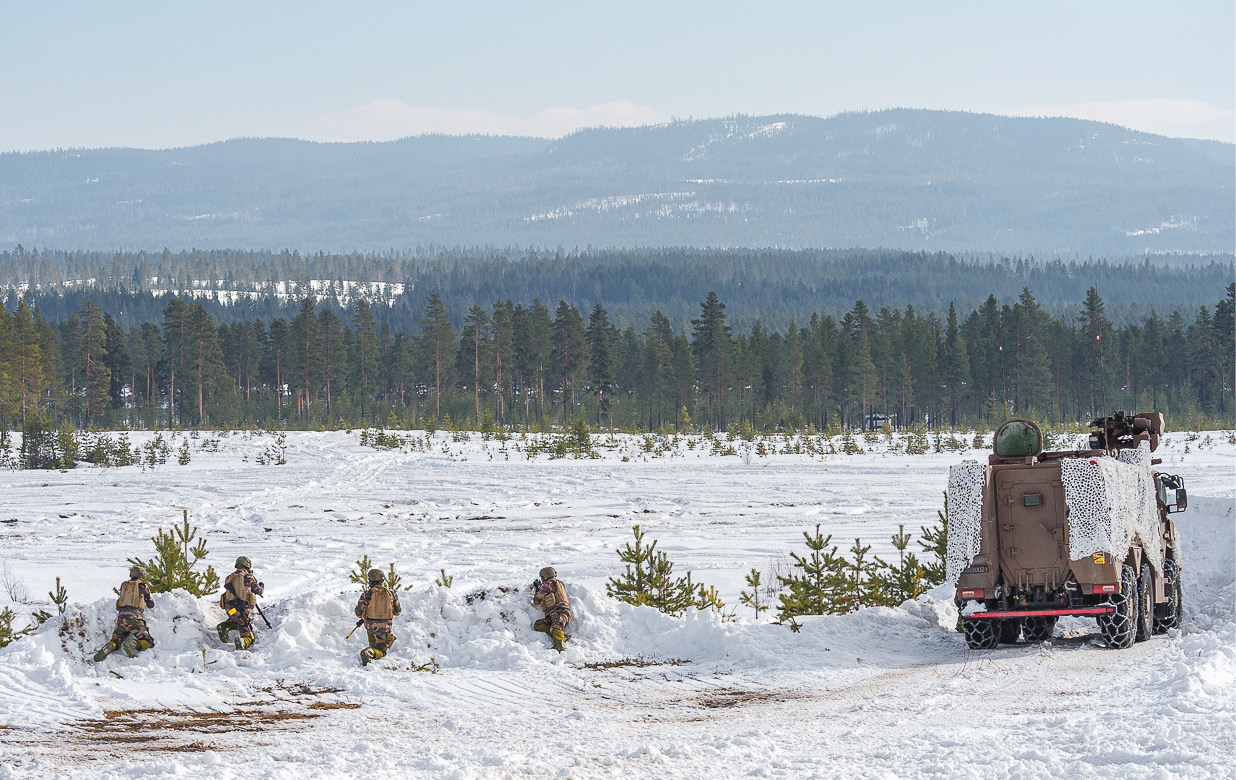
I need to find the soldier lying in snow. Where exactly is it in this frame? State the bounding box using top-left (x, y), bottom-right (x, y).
top-left (356, 568), bottom-right (402, 666)
top-left (532, 566), bottom-right (571, 652)
top-left (93, 566), bottom-right (156, 661)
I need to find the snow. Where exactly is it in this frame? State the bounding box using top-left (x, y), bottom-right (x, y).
top-left (0, 430), bottom-right (1232, 778)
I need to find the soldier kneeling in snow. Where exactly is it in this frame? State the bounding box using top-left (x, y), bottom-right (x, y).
top-left (217, 556), bottom-right (264, 649)
top-left (532, 566), bottom-right (571, 652)
top-left (356, 568), bottom-right (401, 666)
top-left (93, 565), bottom-right (156, 661)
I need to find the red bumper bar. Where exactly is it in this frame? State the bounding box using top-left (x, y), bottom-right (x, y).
top-left (967, 607), bottom-right (1115, 619)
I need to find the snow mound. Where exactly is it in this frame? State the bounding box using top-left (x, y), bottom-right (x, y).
top-left (0, 581), bottom-right (954, 730)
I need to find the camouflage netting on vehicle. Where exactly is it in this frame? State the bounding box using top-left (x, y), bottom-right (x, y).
top-left (945, 460), bottom-right (986, 584)
top-left (1061, 442), bottom-right (1162, 575)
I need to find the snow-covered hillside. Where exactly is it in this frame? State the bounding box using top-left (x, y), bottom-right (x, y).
top-left (0, 431), bottom-right (1231, 779)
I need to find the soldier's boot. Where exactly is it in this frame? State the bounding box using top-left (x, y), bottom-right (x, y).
top-left (360, 646), bottom-right (385, 666)
top-left (550, 627), bottom-right (567, 652)
top-left (533, 619), bottom-right (550, 634)
top-left (216, 622), bottom-right (231, 644)
top-left (93, 641), bottom-right (119, 662)
top-left (121, 637), bottom-right (143, 658)
top-left (234, 634), bottom-right (254, 650)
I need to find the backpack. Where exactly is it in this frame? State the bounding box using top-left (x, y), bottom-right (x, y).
top-left (116, 579), bottom-right (145, 612)
top-left (540, 580), bottom-right (570, 612)
top-left (363, 586), bottom-right (394, 620)
top-left (220, 570), bottom-right (255, 608)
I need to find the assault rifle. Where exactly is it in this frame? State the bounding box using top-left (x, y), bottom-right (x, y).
top-left (254, 597), bottom-right (272, 629)
top-left (346, 619), bottom-right (364, 639)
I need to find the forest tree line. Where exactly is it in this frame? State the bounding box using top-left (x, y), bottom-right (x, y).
top-left (0, 284), bottom-right (1231, 434)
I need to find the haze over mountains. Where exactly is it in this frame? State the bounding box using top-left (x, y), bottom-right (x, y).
top-left (1, 109), bottom-right (1231, 255)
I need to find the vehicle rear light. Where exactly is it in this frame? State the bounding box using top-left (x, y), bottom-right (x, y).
top-left (959, 589), bottom-right (985, 600)
top-left (1095, 584), bottom-right (1118, 594)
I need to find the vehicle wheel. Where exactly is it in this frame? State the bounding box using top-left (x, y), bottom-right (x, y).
top-left (1135, 562), bottom-right (1154, 642)
top-left (1021, 615), bottom-right (1058, 642)
top-left (1154, 557), bottom-right (1182, 633)
top-left (961, 618), bottom-right (1000, 650)
top-left (999, 619), bottom-right (1022, 644)
top-left (1097, 564), bottom-right (1137, 649)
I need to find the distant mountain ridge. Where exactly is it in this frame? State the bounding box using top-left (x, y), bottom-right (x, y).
top-left (0, 109), bottom-right (1231, 254)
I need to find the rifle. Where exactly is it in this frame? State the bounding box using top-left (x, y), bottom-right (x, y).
top-left (254, 598), bottom-right (272, 629)
top-left (346, 619), bottom-right (364, 639)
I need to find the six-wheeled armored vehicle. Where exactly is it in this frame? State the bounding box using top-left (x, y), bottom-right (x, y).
top-left (948, 412), bottom-right (1186, 649)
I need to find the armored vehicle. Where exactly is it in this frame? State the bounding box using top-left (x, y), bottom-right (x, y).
top-left (948, 412), bottom-right (1186, 650)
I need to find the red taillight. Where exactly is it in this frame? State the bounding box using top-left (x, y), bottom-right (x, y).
top-left (960, 589), bottom-right (985, 600)
top-left (1095, 584), bottom-right (1118, 594)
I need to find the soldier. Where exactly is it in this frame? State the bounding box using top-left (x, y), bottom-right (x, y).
top-left (531, 566), bottom-right (571, 652)
top-left (93, 565), bottom-right (156, 661)
top-left (355, 568), bottom-right (401, 666)
top-left (216, 556), bottom-right (264, 649)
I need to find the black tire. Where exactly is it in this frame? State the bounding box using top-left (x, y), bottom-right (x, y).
top-left (1154, 557), bottom-right (1182, 633)
top-left (999, 619), bottom-right (1022, 644)
top-left (1021, 615), bottom-right (1058, 642)
top-left (1098, 564), bottom-right (1137, 649)
top-left (962, 617), bottom-right (1000, 650)
top-left (1135, 561), bottom-right (1154, 642)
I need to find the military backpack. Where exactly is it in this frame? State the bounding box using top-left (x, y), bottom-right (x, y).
top-left (363, 586), bottom-right (395, 620)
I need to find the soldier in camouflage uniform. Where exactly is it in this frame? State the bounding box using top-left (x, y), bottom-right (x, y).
top-left (355, 568), bottom-right (401, 666)
top-left (532, 566), bottom-right (571, 652)
top-left (93, 565), bottom-right (156, 661)
top-left (216, 556), bottom-right (265, 649)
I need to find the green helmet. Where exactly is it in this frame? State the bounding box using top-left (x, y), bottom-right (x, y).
top-left (539, 566), bottom-right (557, 581)
top-left (129, 565), bottom-right (146, 580)
top-left (235, 556), bottom-right (252, 571)
top-left (368, 568), bottom-right (385, 584)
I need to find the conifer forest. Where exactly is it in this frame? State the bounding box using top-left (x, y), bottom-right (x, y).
top-left (1, 279), bottom-right (1231, 435)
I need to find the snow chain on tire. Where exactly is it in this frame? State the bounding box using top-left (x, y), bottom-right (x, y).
top-left (1098, 564), bottom-right (1137, 649)
top-left (962, 617), bottom-right (1000, 650)
top-left (1021, 615), bottom-right (1058, 643)
top-left (1154, 557), bottom-right (1182, 634)
top-left (1135, 560), bottom-right (1154, 643)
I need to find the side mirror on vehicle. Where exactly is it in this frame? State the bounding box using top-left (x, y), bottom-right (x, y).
top-left (1169, 488), bottom-right (1187, 513)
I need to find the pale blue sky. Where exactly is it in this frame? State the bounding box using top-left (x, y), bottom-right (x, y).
top-left (2, 1), bottom-right (1232, 151)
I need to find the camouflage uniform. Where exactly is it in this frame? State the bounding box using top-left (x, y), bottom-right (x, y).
top-left (94, 573), bottom-right (155, 661)
top-left (356, 583), bottom-right (402, 662)
top-left (109, 580), bottom-right (155, 647)
top-left (217, 566), bottom-right (264, 649)
top-left (532, 573), bottom-right (571, 651)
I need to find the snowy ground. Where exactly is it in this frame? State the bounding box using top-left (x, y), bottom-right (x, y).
top-left (0, 429), bottom-right (1232, 779)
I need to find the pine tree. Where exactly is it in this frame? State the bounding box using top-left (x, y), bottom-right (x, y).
top-left (77, 300), bottom-right (110, 428)
top-left (691, 292), bottom-right (732, 430)
top-left (777, 524), bottom-right (845, 620)
top-left (352, 299), bottom-right (378, 421)
top-left (586, 304), bottom-right (616, 427)
top-left (417, 293), bottom-right (455, 421)
top-left (551, 301), bottom-right (588, 422)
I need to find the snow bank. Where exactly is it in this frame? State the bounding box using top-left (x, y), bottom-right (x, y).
top-left (0, 579), bottom-right (955, 730)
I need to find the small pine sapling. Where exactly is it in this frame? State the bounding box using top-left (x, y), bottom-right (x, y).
top-left (433, 568), bottom-right (453, 588)
top-left (918, 491), bottom-right (949, 586)
top-left (128, 510), bottom-right (220, 596)
top-left (776, 524), bottom-right (845, 622)
top-left (740, 567), bottom-right (767, 618)
top-left (177, 440), bottom-right (191, 465)
top-left (49, 577), bottom-right (69, 615)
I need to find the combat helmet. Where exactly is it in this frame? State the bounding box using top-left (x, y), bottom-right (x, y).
top-left (368, 568), bottom-right (386, 584)
top-left (235, 556), bottom-right (252, 571)
top-left (129, 565), bottom-right (146, 580)
top-left (539, 566), bottom-right (557, 581)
